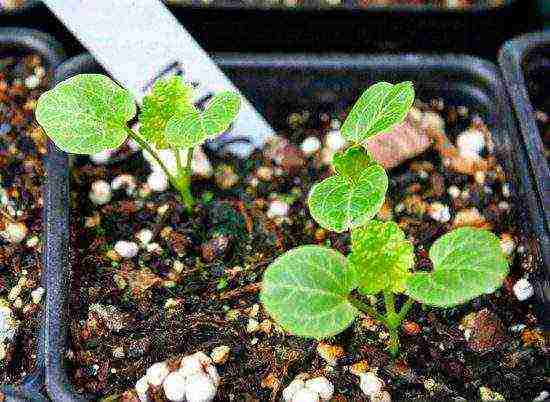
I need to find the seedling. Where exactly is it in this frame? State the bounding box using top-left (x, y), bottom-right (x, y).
top-left (261, 82), bottom-right (508, 356)
top-left (35, 74), bottom-right (240, 210)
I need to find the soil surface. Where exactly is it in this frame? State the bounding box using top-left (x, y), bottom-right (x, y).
top-left (0, 53), bottom-right (50, 385)
top-left (67, 97), bottom-right (547, 401)
top-left (165, 0), bottom-right (506, 9)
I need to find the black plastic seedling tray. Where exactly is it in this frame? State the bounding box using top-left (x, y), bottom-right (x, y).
top-left (165, 0), bottom-right (539, 58)
top-left (499, 32), bottom-right (550, 254)
top-left (0, 1), bottom-right (541, 59)
top-left (44, 52), bottom-right (550, 401)
top-left (0, 28), bottom-right (64, 402)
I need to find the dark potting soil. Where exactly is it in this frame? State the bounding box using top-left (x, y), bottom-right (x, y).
top-left (164, 0), bottom-right (506, 9)
top-left (67, 98), bottom-right (547, 401)
top-left (0, 54), bottom-right (50, 384)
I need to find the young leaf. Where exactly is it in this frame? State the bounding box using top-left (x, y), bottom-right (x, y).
top-left (138, 75), bottom-right (194, 149)
top-left (165, 91), bottom-right (240, 148)
top-left (308, 151), bottom-right (388, 233)
top-left (35, 74), bottom-right (136, 154)
top-left (341, 81), bottom-right (414, 143)
top-left (348, 220), bottom-right (414, 295)
top-left (406, 228), bottom-right (508, 307)
top-left (261, 245), bottom-right (358, 339)
top-left (332, 146), bottom-right (375, 179)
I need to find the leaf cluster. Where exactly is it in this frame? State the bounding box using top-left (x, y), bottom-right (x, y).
top-left (36, 74), bottom-right (240, 154)
top-left (261, 81), bottom-right (508, 339)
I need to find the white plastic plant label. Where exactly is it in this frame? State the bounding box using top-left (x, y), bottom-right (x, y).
top-left (41, 0), bottom-right (274, 157)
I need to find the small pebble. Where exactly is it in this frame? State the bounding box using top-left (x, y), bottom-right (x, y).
top-left (146, 361), bottom-right (170, 387)
top-left (304, 377), bottom-right (334, 400)
top-left (300, 136), bottom-right (321, 156)
top-left (24, 75), bottom-right (40, 89)
top-left (456, 128), bottom-right (485, 160)
top-left (283, 376), bottom-right (334, 402)
top-left (359, 372), bottom-right (384, 396)
top-left (448, 185), bottom-right (460, 199)
top-left (2, 221), bottom-right (28, 243)
top-left (421, 111), bottom-right (445, 132)
top-left (246, 318), bottom-right (259, 333)
top-left (500, 233), bottom-right (515, 256)
top-left (163, 371), bottom-right (187, 402)
top-left (210, 345), bottom-right (230, 364)
top-left (30, 287), bottom-right (45, 304)
top-left (256, 166), bottom-right (273, 181)
top-left (90, 150), bottom-right (112, 164)
top-left (114, 240), bottom-right (139, 259)
top-left (267, 200), bottom-right (289, 218)
top-left (316, 342), bottom-right (344, 366)
top-left (428, 202), bottom-right (451, 223)
top-left (512, 278), bottom-right (534, 301)
top-left (479, 386), bottom-right (505, 401)
top-left (498, 201), bottom-right (510, 211)
top-left (8, 285), bottom-right (21, 301)
top-left (0, 298), bottom-right (18, 344)
top-left (25, 236), bottom-right (39, 248)
top-left (111, 174), bottom-right (137, 195)
top-left (136, 228), bottom-right (154, 246)
top-left (89, 180), bottom-right (112, 205)
top-left (147, 171), bottom-right (169, 193)
top-left (135, 376), bottom-right (149, 402)
top-left (325, 130), bottom-right (346, 151)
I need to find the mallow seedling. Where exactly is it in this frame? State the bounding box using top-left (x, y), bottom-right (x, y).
top-left (260, 82), bottom-right (508, 356)
top-left (35, 74), bottom-right (240, 210)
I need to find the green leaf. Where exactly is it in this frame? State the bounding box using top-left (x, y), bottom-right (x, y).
top-left (35, 74), bottom-right (136, 154)
top-left (341, 81), bottom-right (415, 143)
top-left (308, 163), bottom-right (388, 233)
top-left (406, 228), bottom-right (508, 307)
top-left (261, 245), bottom-right (358, 339)
top-left (349, 220), bottom-right (414, 295)
top-left (332, 146), bottom-right (375, 179)
top-left (165, 91), bottom-right (240, 148)
top-left (138, 75), bottom-right (194, 149)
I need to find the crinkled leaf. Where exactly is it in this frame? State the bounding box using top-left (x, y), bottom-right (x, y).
top-left (341, 81), bottom-right (415, 143)
top-left (349, 220), bottom-right (414, 295)
top-left (406, 228), bottom-right (508, 307)
top-left (332, 146), bottom-right (375, 179)
top-left (138, 75), bottom-right (194, 149)
top-left (308, 164), bottom-right (388, 233)
top-left (261, 245), bottom-right (358, 339)
top-left (36, 74), bottom-right (136, 154)
top-left (165, 91), bottom-right (240, 148)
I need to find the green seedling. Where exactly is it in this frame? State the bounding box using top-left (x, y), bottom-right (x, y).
top-left (261, 82), bottom-right (508, 356)
top-left (35, 74), bottom-right (240, 210)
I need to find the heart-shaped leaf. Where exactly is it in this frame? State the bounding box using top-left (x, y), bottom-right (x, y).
top-left (261, 245), bottom-right (358, 339)
top-left (308, 162), bottom-right (388, 233)
top-left (139, 75), bottom-right (194, 149)
top-left (406, 228), bottom-right (508, 307)
top-left (36, 74), bottom-right (136, 154)
top-left (341, 81), bottom-right (415, 143)
top-left (349, 220), bottom-right (414, 295)
top-left (165, 91), bottom-right (240, 148)
top-left (332, 146), bottom-right (375, 179)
